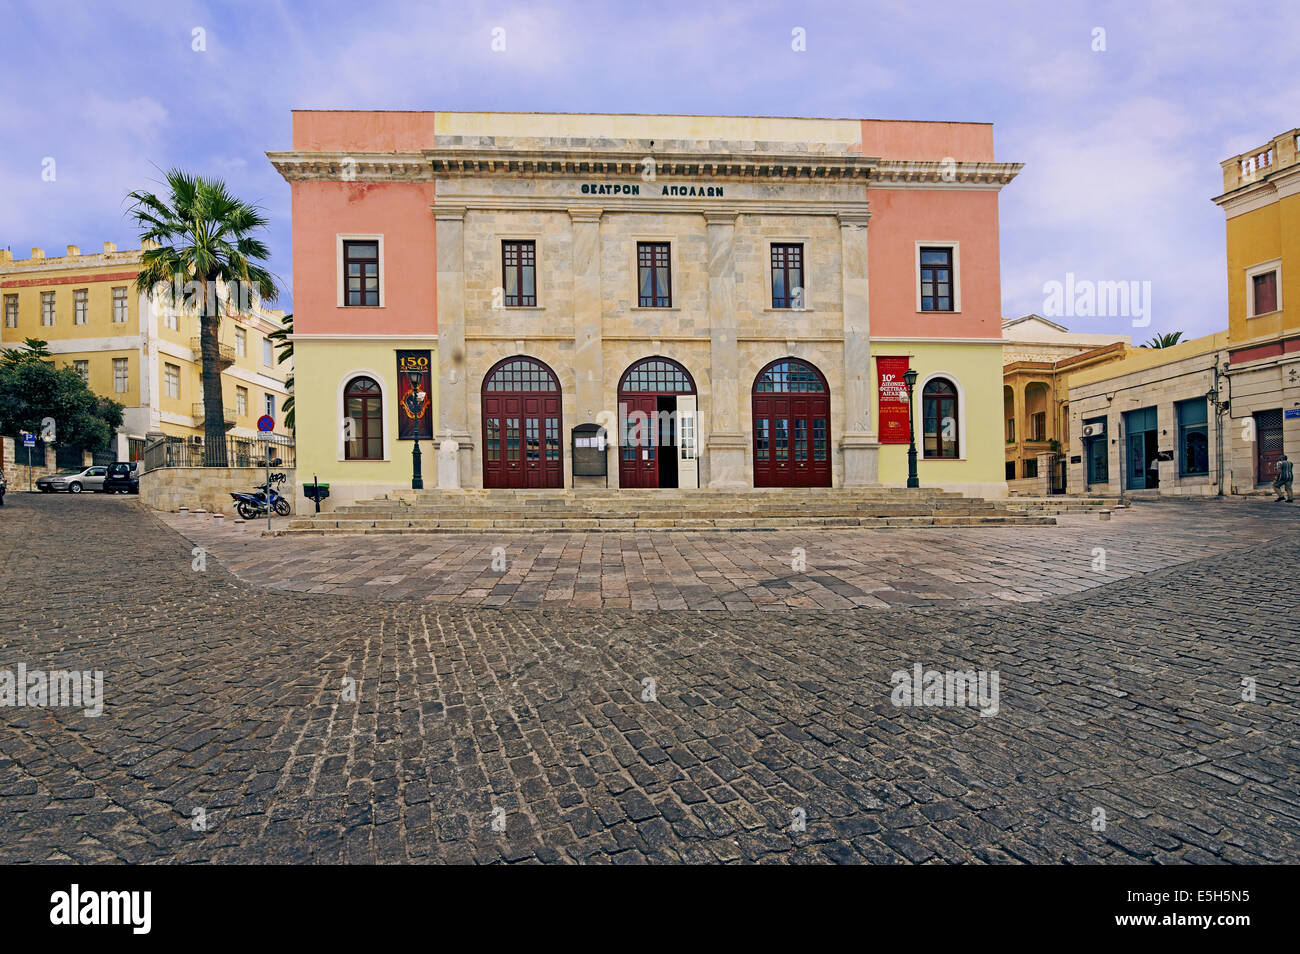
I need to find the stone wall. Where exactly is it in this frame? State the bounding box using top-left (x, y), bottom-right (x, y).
top-left (1, 436), bottom-right (64, 486)
top-left (141, 465), bottom-right (297, 514)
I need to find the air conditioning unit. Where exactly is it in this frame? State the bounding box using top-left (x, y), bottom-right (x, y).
top-left (1082, 423), bottom-right (1105, 438)
top-left (189, 435), bottom-right (204, 445)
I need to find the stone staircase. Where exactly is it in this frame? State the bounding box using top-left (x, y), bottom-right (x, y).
top-left (1003, 495), bottom-right (1122, 514)
top-left (282, 487), bottom-right (1059, 534)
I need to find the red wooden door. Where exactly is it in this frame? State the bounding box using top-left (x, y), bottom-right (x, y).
top-left (752, 360), bottom-right (831, 487)
top-left (619, 395), bottom-right (659, 488)
top-left (482, 358), bottom-right (562, 489)
top-left (1256, 409), bottom-right (1283, 484)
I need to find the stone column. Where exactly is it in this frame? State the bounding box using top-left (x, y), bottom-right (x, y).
top-left (838, 211), bottom-right (879, 486)
top-left (570, 208), bottom-right (604, 422)
top-left (704, 210), bottom-right (747, 487)
top-left (434, 205), bottom-right (473, 488)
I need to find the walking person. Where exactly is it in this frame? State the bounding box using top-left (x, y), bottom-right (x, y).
top-left (1275, 454), bottom-right (1294, 503)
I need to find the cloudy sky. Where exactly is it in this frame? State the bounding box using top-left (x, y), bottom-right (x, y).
top-left (3, 0), bottom-right (1298, 339)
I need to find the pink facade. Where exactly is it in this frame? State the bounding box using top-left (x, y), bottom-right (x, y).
top-left (291, 179), bottom-right (436, 336)
top-left (866, 188), bottom-right (1004, 339)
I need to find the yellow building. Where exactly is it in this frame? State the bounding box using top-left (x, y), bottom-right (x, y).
top-left (0, 242), bottom-right (292, 459)
top-left (1213, 128), bottom-right (1300, 487)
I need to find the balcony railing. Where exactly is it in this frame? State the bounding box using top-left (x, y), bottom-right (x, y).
top-left (142, 434), bottom-right (296, 471)
top-left (189, 337), bottom-right (236, 366)
top-left (192, 402), bottom-right (236, 427)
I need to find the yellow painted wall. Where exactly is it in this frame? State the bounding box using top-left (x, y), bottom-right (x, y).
top-left (52, 348), bottom-right (140, 405)
top-left (295, 339), bottom-right (439, 492)
top-left (1068, 331), bottom-right (1228, 388)
top-left (1225, 190), bottom-right (1299, 345)
top-left (873, 342), bottom-right (1005, 491)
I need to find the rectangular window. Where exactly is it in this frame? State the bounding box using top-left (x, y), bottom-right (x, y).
top-left (264, 393), bottom-right (275, 418)
top-left (235, 327), bottom-right (246, 357)
top-left (637, 242), bottom-right (672, 307)
top-left (1177, 398), bottom-right (1209, 476)
top-left (112, 287), bottom-right (128, 322)
top-left (73, 289), bottom-right (88, 324)
top-left (3, 294), bottom-right (15, 328)
top-left (502, 240), bottom-right (536, 307)
top-left (506, 418), bottom-right (520, 461)
top-left (1023, 458), bottom-right (1038, 479)
top-left (755, 419), bottom-right (769, 461)
top-left (1030, 411), bottom-right (1047, 442)
top-left (113, 357), bottom-right (128, 393)
top-left (1006, 461), bottom-right (1016, 480)
top-left (486, 418), bottom-right (500, 461)
top-left (343, 240), bottom-right (380, 306)
top-left (1252, 270), bottom-right (1278, 315)
top-left (41, 291), bottom-right (55, 326)
top-left (771, 243), bottom-right (804, 309)
top-left (774, 419), bottom-right (788, 461)
top-left (236, 386), bottom-right (248, 416)
top-left (545, 418), bottom-right (559, 461)
top-left (74, 360), bottom-right (89, 384)
top-left (164, 363), bottom-right (180, 399)
top-left (813, 418), bottom-right (828, 461)
top-left (164, 310), bottom-right (178, 330)
top-left (919, 247), bottom-right (954, 312)
top-left (263, 338), bottom-right (273, 367)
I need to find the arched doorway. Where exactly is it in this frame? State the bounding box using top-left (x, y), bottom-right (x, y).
top-left (482, 356), bottom-right (563, 488)
top-left (752, 358), bottom-right (831, 487)
top-left (618, 357), bottom-right (698, 488)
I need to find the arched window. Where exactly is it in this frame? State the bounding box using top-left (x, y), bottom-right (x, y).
top-left (619, 357), bottom-right (696, 393)
top-left (922, 377), bottom-right (959, 459)
top-left (754, 359), bottom-right (827, 393)
top-left (344, 376), bottom-right (383, 460)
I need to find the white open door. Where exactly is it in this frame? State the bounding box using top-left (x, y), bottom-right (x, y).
top-left (677, 395), bottom-right (699, 489)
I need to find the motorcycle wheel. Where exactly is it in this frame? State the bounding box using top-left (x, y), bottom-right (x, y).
top-left (274, 499), bottom-right (291, 517)
top-left (236, 501), bottom-right (257, 521)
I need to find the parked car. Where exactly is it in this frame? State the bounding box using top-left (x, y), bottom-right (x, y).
top-left (35, 465), bottom-right (108, 494)
top-left (102, 461), bottom-right (139, 495)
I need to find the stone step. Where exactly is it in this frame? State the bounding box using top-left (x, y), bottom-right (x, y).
top-left (278, 513), bottom-right (1056, 534)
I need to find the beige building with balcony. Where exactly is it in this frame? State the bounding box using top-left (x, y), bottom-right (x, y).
top-left (0, 243), bottom-right (292, 458)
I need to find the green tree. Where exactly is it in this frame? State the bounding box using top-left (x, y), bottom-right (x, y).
top-left (0, 339), bottom-right (124, 450)
top-left (266, 312), bottom-right (294, 432)
top-left (1141, 331), bottom-right (1184, 349)
top-left (127, 169), bottom-right (277, 465)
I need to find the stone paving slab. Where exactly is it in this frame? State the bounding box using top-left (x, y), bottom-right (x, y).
top-left (2, 494), bottom-right (1297, 864)
top-left (160, 501), bottom-right (1298, 611)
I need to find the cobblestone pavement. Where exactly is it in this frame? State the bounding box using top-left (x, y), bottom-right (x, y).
top-left (2, 493), bottom-right (1298, 864)
top-left (162, 501), bottom-right (1298, 610)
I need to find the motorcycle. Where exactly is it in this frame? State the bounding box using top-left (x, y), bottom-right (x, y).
top-left (230, 472), bottom-right (291, 520)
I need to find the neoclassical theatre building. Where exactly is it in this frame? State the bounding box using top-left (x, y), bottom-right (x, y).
top-left (270, 111), bottom-right (1021, 506)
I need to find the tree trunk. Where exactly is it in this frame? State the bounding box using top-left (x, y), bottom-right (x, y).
top-left (199, 277), bottom-right (228, 466)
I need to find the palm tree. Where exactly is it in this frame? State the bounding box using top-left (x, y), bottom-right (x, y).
top-left (1141, 331), bottom-right (1184, 349)
top-left (266, 312), bottom-right (294, 432)
top-left (128, 170), bottom-right (277, 465)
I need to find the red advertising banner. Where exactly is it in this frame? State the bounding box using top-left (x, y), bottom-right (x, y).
top-left (877, 356), bottom-right (912, 444)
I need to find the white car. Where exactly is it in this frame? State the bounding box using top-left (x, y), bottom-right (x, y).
top-left (35, 466), bottom-right (108, 494)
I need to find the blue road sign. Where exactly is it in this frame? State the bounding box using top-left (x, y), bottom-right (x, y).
top-left (21, 432), bottom-right (35, 447)
top-left (257, 415), bottom-right (275, 432)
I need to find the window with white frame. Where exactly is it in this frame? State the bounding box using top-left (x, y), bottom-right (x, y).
top-left (74, 360), bottom-right (89, 384)
top-left (164, 363), bottom-right (180, 398)
top-left (41, 291), bottom-right (55, 326)
top-left (340, 238), bottom-right (382, 306)
top-left (915, 242), bottom-right (961, 313)
top-left (113, 357), bottom-right (128, 393)
top-left (3, 294), bottom-right (16, 328)
top-left (236, 386), bottom-right (248, 416)
top-left (235, 327), bottom-right (246, 357)
top-left (112, 287), bottom-right (128, 322)
top-left (73, 289), bottom-right (88, 324)
top-left (263, 337), bottom-right (273, 367)
top-left (1246, 260), bottom-right (1281, 317)
top-left (264, 393), bottom-right (275, 418)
